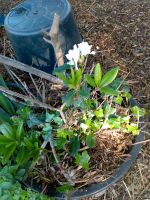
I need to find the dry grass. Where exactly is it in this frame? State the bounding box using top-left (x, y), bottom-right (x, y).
top-left (0, 0), bottom-right (150, 199)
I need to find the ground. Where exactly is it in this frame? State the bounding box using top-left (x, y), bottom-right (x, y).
top-left (0, 0), bottom-right (150, 199)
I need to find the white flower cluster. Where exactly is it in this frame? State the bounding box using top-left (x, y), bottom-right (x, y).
top-left (66, 41), bottom-right (95, 70)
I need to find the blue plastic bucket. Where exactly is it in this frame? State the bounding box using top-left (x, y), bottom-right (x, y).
top-left (4, 0), bottom-right (82, 73)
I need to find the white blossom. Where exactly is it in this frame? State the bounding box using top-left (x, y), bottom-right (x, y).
top-left (66, 44), bottom-right (80, 70)
top-left (78, 41), bottom-right (95, 56)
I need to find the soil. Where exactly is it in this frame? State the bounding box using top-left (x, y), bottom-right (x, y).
top-left (0, 0), bottom-right (150, 199)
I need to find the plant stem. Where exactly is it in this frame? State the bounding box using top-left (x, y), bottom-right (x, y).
top-left (48, 136), bottom-right (75, 186)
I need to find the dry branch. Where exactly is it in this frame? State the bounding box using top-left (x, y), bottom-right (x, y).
top-left (0, 55), bottom-right (63, 85)
top-left (0, 85), bottom-right (66, 123)
top-left (44, 13), bottom-right (64, 66)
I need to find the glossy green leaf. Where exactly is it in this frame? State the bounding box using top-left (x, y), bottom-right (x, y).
top-left (0, 93), bottom-right (15, 115)
top-left (0, 108), bottom-right (11, 124)
top-left (2, 144), bottom-right (17, 163)
top-left (84, 75), bottom-right (96, 87)
top-left (74, 68), bottom-right (82, 87)
top-left (100, 86), bottom-right (118, 96)
top-left (16, 121), bottom-right (24, 140)
top-left (75, 151), bottom-right (90, 170)
top-left (62, 90), bottom-right (75, 106)
top-left (16, 106), bottom-right (31, 120)
top-left (122, 92), bottom-right (132, 100)
top-left (100, 67), bottom-right (119, 88)
top-left (113, 96), bottom-right (123, 105)
top-left (70, 136), bottom-right (80, 156)
top-left (53, 116), bottom-right (63, 126)
top-left (45, 113), bottom-right (55, 123)
top-left (94, 108), bottom-right (104, 118)
top-left (16, 148), bottom-right (26, 165)
top-left (131, 106), bottom-right (146, 119)
top-left (27, 114), bottom-right (42, 128)
top-left (127, 123), bottom-right (140, 136)
top-left (56, 184), bottom-right (74, 194)
top-left (0, 135), bottom-right (14, 145)
top-left (0, 123), bottom-right (13, 135)
top-left (86, 133), bottom-right (96, 148)
top-left (53, 64), bottom-right (71, 74)
top-left (79, 84), bottom-right (91, 97)
top-left (55, 137), bottom-right (67, 150)
top-left (94, 63), bottom-right (102, 87)
top-left (0, 75), bottom-right (8, 88)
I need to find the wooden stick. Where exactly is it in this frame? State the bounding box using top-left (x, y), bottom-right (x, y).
top-left (44, 13), bottom-right (64, 67)
top-left (0, 55), bottom-right (63, 85)
top-left (0, 85), bottom-right (66, 123)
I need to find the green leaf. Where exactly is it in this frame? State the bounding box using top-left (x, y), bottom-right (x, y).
top-left (55, 137), bottom-right (67, 150)
top-left (79, 84), bottom-right (91, 97)
top-left (70, 136), bottom-right (80, 156)
top-left (53, 64), bottom-right (71, 74)
top-left (71, 67), bottom-right (75, 84)
top-left (16, 121), bottom-right (24, 140)
top-left (122, 92), bottom-right (132, 100)
top-left (94, 108), bottom-right (104, 118)
top-left (107, 117), bottom-right (121, 129)
top-left (0, 182), bottom-right (12, 190)
top-left (3, 144), bottom-right (17, 163)
top-left (56, 184), bottom-right (74, 194)
top-left (55, 72), bottom-right (68, 83)
top-left (43, 123), bottom-right (52, 133)
top-left (0, 93), bottom-right (15, 115)
top-left (45, 113), bottom-right (55, 123)
top-left (16, 106), bottom-right (31, 120)
top-left (127, 123), bottom-right (140, 136)
top-left (100, 86), bottom-right (118, 96)
top-left (86, 133), bottom-right (96, 148)
top-left (104, 103), bottom-right (116, 117)
top-left (57, 129), bottom-right (68, 139)
top-left (75, 151), bottom-right (90, 170)
top-left (84, 75), bottom-right (96, 87)
top-left (113, 96), bottom-right (123, 105)
top-left (0, 108), bottom-right (11, 124)
top-left (16, 148), bottom-right (26, 165)
top-left (131, 106), bottom-right (146, 119)
top-left (0, 75), bottom-right (8, 88)
top-left (94, 63), bottom-right (102, 87)
top-left (74, 68), bottom-right (82, 87)
top-left (53, 116), bottom-right (63, 126)
top-left (100, 67), bottom-right (119, 88)
top-left (27, 114), bottom-right (42, 128)
top-left (62, 90), bottom-right (75, 106)
top-left (0, 123), bottom-right (13, 135)
top-left (43, 123), bottom-right (52, 141)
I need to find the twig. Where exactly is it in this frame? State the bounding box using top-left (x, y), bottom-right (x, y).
top-left (29, 73), bottom-right (43, 101)
top-left (44, 13), bottom-right (64, 66)
top-left (10, 70), bottom-right (36, 99)
top-left (0, 55), bottom-right (63, 85)
top-left (123, 180), bottom-right (132, 199)
top-left (4, 65), bottom-right (28, 95)
top-left (0, 85), bottom-right (66, 123)
top-left (132, 139), bottom-right (150, 146)
top-left (49, 136), bottom-right (75, 186)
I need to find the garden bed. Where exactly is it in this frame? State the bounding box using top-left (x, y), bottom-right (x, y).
top-left (0, 0), bottom-right (149, 199)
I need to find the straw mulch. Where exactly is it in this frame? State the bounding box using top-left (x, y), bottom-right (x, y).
top-left (0, 0), bottom-right (150, 199)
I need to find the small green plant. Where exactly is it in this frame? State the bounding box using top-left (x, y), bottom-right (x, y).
top-left (0, 165), bottom-right (51, 200)
top-left (0, 42), bottom-right (146, 196)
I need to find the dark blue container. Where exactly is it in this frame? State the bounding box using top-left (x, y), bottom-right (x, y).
top-left (0, 12), bottom-right (5, 26)
top-left (4, 0), bottom-right (82, 73)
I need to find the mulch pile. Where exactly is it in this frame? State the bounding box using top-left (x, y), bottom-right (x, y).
top-left (0, 0), bottom-right (150, 199)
